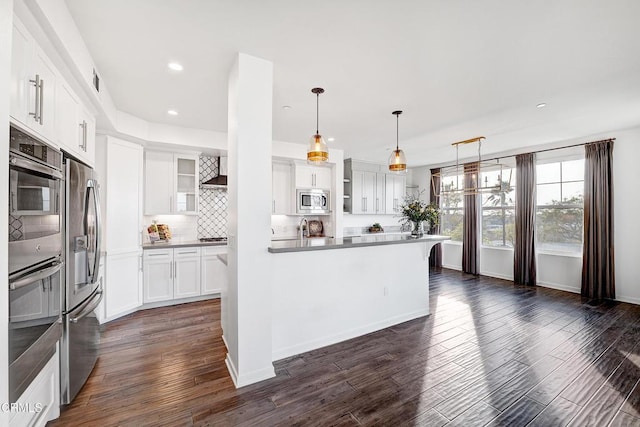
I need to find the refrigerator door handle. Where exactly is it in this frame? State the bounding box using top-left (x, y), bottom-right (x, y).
top-left (69, 288), bottom-right (103, 323)
top-left (85, 179), bottom-right (102, 284)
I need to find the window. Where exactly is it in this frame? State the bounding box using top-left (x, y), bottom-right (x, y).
top-left (536, 159), bottom-right (584, 253)
top-left (440, 175), bottom-right (463, 241)
top-left (481, 166), bottom-right (515, 247)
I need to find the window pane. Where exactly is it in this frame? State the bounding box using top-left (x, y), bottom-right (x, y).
top-left (441, 209), bottom-right (463, 242)
top-left (562, 159), bottom-right (584, 182)
top-left (537, 163), bottom-right (561, 184)
top-left (562, 182), bottom-right (583, 204)
top-left (537, 183), bottom-right (561, 206)
top-left (536, 207), bottom-right (583, 253)
top-left (482, 208), bottom-right (514, 247)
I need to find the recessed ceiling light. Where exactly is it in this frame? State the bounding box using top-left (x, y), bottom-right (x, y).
top-left (536, 103), bottom-right (547, 109)
top-left (168, 62), bottom-right (183, 71)
top-left (327, 137), bottom-right (335, 142)
top-left (167, 110), bottom-right (178, 116)
top-left (282, 105), bottom-right (292, 110)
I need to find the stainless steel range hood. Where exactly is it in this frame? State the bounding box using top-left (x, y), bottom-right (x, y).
top-left (201, 156), bottom-right (227, 189)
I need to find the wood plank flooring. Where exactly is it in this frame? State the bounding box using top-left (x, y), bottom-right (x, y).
top-left (48, 269), bottom-right (640, 426)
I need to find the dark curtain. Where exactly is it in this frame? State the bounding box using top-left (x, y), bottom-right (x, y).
top-left (429, 168), bottom-right (442, 268)
top-left (582, 140), bottom-right (615, 299)
top-left (514, 153), bottom-right (537, 285)
top-left (462, 162), bottom-right (479, 275)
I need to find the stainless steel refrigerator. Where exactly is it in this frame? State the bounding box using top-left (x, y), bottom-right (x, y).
top-left (61, 156), bottom-right (103, 404)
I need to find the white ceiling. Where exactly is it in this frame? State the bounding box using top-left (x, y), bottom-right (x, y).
top-left (64, 0), bottom-right (640, 166)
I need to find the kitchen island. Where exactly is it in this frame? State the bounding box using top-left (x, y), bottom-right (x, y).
top-left (269, 234), bottom-right (449, 360)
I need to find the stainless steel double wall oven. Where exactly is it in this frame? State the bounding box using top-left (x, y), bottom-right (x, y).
top-left (8, 125), bottom-right (103, 405)
top-left (8, 126), bottom-right (64, 403)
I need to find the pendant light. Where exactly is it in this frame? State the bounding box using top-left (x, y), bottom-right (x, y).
top-left (388, 110), bottom-right (407, 173)
top-left (307, 87), bottom-right (329, 164)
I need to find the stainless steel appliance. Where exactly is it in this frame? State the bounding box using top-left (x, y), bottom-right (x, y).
top-left (8, 125), bottom-right (64, 403)
top-left (60, 156), bottom-right (103, 404)
top-left (296, 188), bottom-right (330, 214)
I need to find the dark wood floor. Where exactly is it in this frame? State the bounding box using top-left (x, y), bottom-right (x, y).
top-left (49, 269), bottom-right (640, 426)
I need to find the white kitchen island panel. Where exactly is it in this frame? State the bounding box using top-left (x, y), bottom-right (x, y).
top-left (271, 239), bottom-right (443, 360)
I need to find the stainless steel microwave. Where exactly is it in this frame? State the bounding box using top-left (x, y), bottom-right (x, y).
top-left (296, 188), bottom-right (330, 214)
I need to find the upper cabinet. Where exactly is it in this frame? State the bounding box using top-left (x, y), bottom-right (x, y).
top-left (272, 161), bottom-right (293, 214)
top-left (10, 18), bottom-right (57, 142)
top-left (144, 151), bottom-right (199, 215)
top-left (344, 159), bottom-right (406, 215)
top-left (54, 79), bottom-right (95, 166)
top-left (294, 164), bottom-right (331, 189)
top-left (11, 16), bottom-right (97, 166)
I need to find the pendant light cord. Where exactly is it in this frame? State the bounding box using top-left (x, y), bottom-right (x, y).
top-left (396, 113), bottom-right (399, 151)
top-left (316, 93), bottom-right (319, 135)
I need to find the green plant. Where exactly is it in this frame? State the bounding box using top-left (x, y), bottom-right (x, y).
top-left (372, 222), bottom-right (382, 229)
top-left (398, 192), bottom-right (440, 229)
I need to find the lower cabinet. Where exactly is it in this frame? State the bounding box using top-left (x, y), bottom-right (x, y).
top-left (105, 251), bottom-right (142, 320)
top-left (201, 246), bottom-right (227, 295)
top-left (10, 349), bottom-right (60, 427)
top-left (143, 247), bottom-right (203, 303)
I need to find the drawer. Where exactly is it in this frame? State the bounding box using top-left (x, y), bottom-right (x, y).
top-left (202, 246), bottom-right (227, 257)
top-left (174, 247), bottom-right (201, 259)
top-left (143, 248), bottom-right (172, 261)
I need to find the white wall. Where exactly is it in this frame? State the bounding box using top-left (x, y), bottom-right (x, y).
top-left (1, 0), bottom-right (13, 420)
top-left (434, 126), bottom-right (640, 304)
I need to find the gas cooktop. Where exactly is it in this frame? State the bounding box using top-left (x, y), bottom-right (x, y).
top-left (199, 237), bottom-right (228, 242)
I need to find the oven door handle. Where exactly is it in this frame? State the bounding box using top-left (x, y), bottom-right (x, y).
top-left (69, 289), bottom-right (103, 323)
top-left (9, 261), bottom-right (63, 291)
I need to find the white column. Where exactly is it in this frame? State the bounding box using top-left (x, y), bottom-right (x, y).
top-left (225, 53), bottom-right (275, 387)
top-left (0, 0), bottom-right (13, 421)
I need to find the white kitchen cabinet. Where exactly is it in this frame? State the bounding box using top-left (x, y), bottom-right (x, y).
top-left (10, 350), bottom-right (59, 427)
top-left (103, 137), bottom-right (144, 320)
top-left (78, 105), bottom-right (96, 165)
top-left (144, 151), bottom-right (199, 215)
top-left (351, 170), bottom-right (377, 214)
top-left (54, 78), bottom-right (96, 166)
top-left (105, 252), bottom-right (141, 319)
top-left (142, 249), bottom-right (174, 303)
top-left (174, 248), bottom-right (201, 299)
top-left (201, 246), bottom-right (227, 295)
top-left (295, 164), bottom-right (332, 189)
top-left (143, 247), bottom-right (202, 302)
top-left (375, 173), bottom-right (386, 214)
top-left (272, 161), bottom-right (293, 214)
top-left (10, 18), bottom-right (57, 143)
top-left (385, 174), bottom-right (406, 214)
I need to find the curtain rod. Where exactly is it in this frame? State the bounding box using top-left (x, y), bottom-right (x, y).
top-left (438, 137), bottom-right (616, 168)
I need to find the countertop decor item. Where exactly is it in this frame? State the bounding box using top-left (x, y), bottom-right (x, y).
top-left (398, 192), bottom-right (440, 237)
top-left (388, 110), bottom-right (407, 173)
top-left (368, 223), bottom-right (384, 233)
top-left (307, 87), bottom-right (329, 164)
top-left (307, 220), bottom-right (324, 237)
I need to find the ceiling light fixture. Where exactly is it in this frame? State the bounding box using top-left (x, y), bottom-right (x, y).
top-left (307, 87), bottom-right (329, 164)
top-left (536, 102), bottom-right (547, 109)
top-left (327, 137), bottom-right (335, 142)
top-left (168, 62), bottom-right (183, 71)
top-left (167, 109), bottom-right (178, 116)
top-left (388, 110), bottom-right (407, 173)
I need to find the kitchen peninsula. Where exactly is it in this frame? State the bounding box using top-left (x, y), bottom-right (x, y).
top-left (269, 234), bottom-right (449, 360)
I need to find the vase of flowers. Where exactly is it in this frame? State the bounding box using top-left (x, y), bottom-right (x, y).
top-left (398, 192), bottom-right (440, 238)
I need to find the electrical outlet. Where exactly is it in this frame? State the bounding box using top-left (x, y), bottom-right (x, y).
top-left (383, 286), bottom-right (388, 296)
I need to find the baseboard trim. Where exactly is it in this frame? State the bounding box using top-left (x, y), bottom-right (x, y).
top-left (537, 281), bottom-right (580, 294)
top-left (225, 354), bottom-right (275, 388)
top-left (442, 263), bottom-right (461, 271)
top-left (480, 270), bottom-right (514, 281)
top-left (272, 308), bottom-right (430, 362)
top-left (614, 295), bottom-right (640, 305)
